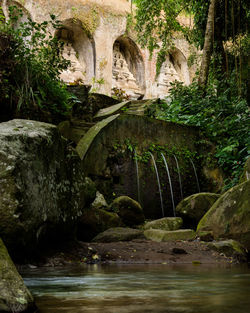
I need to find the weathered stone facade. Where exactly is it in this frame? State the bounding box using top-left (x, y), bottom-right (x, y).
top-left (2, 0), bottom-right (199, 98)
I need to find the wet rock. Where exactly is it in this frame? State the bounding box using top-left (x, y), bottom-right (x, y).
top-left (77, 208), bottom-right (123, 241)
top-left (92, 227), bottom-right (145, 243)
top-left (144, 229), bottom-right (196, 242)
top-left (0, 238), bottom-right (35, 313)
top-left (176, 193), bottom-right (220, 228)
top-left (109, 196), bottom-right (145, 227)
top-left (197, 180), bottom-right (250, 250)
top-left (144, 217), bottom-right (183, 231)
top-left (207, 240), bottom-right (247, 262)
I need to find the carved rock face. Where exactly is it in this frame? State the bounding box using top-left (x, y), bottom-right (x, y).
top-left (60, 41), bottom-right (86, 84)
top-left (112, 43), bottom-right (142, 99)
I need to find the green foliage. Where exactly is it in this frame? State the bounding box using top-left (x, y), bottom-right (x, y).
top-left (148, 74), bottom-right (249, 189)
top-left (0, 6), bottom-right (72, 120)
top-left (134, 0), bottom-right (189, 75)
top-left (91, 77), bottom-right (105, 93)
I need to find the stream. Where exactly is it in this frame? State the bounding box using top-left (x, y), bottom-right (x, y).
top-left (21, 264), bottom-right (250, 313)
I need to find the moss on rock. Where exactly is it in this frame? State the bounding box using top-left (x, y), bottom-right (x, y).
top-left (197, 180), bottom-right (250, 249)
top-left (144, 217), bottom-right (183, 231)
top-left (77, 208), bottom-right (123, 241)
top-left (207, 240), bottom-right (247, 262)
top-left (0, 238), bottom-right (35, 313)
top-left (144, 229), bottom-right (196, 242)
top-left (110, 196), bottom-right (145, 227)
top-left (176, 193), bottom-right (220, 228)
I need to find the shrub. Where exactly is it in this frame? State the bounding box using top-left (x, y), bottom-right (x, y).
top-left (148, 75), bottom-right (249, 189)
top-left (0, 6), bottom-right (72, 122)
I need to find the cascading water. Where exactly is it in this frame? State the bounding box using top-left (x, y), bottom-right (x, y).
top-left (134, 149), bottom-right (141, 204)
top-left (150, 152), bottom-right (164, 217)
top-left (173, 154), bottom-right (183, 200)
top-left (190, 158), bottom-right (200, 193)
top-left (161, 153), bottom-right (176, 217)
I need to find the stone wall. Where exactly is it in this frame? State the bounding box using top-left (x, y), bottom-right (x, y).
top-left (2, 0), bottom-right (200, 98)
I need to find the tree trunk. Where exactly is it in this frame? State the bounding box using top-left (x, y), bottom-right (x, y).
top-left (198, 0), bottom-right (217, 88)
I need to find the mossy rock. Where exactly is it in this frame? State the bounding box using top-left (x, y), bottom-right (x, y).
top-left (176, 193), bottom-right (220, 229)
top-left (207, 240), bottom-right (247, 262)
top-left (77, 208), bottom-right (123, 241)
top-left (109, 196), bottom-right (145, 227)
top-left (0, 119), bottom-right (88, 259)
top-left (144, 229), bottom-right (196, 242)
top-left (197, 180), bottom-right (250, 250)
top-left (144, 217), bottom-right (183, 231)
top-left (0, 238), bottom-right (35, 312)
top-left (92, 227), bottom-right (145, 243)
top-left (239, 157), bottom-right (250, 183)
top-left (91, 191), bottom-right (108, 210)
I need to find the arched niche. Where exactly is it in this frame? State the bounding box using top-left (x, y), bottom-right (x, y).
top-left (56, 19), bottom-right (95, 85)
top-left (112, 36), bottom-right (145, 99)
top-left (156, 48), bottom-right (190, 97)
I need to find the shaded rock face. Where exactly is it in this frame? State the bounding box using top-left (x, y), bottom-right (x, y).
top-left (197, 180), bottom-right (250, 250)
top-left (77, 208), bottom-right (123, 241)
top-left (207, 240), bottom-right (247, 262)
top-left (176, 193), bottom-right (220, 229)
top-left (144, 217), bottom-right (183, 231)
top-left (110, 196), bottom-right (145, 227)
top-left (0, 119), bottom-right (88, 259)
top-left (0, 238), bottom-right (35, 313)
top-left (92, 227), bottom-right (145, 243)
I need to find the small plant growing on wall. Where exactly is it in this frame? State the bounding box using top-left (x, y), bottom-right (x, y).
top-left (112, 87), bottom-right (130, 101)
top-left (91, 77), bottom-right (105, 93)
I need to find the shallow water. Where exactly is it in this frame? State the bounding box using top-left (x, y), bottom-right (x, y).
top-left (22, 264), bottom-right (250, 313)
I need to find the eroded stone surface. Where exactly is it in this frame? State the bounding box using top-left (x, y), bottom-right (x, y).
top-left (144, 229), bottom-right (196, 242)
top-left (0, 119), bottom-right (88, 257)
top-left (197, 180), bottom-right (250, 249)
top-left (144, 217), bottom-right (183, 231)
top-left (176, 193), bottom-right (220, 228)
top-left (0, 238), bottom-right (35, 313)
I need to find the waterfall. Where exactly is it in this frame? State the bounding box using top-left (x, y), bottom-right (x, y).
top-left (134, 150), bottom-right (141, 204)
top-left (161, 153), bottom-right (176, 217)
top-left (190, 158), bottom-right (201, 193)
top-left (150, 152), bottom-right (164, 217)
top-left (173, 154), bottom-right (183, 200)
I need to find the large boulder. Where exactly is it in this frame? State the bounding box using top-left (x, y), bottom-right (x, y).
top-left (77, 208), bottom-right (123, 241)
top-left (197, 180), bottom-right (250, 249)
top-left (109, 196), bottom-right (145, 226)
top-left (176, 193), bottom-right (220, 228)
top-left (0, 238), bottom-right (35, 313)
top-left (0, 119), bottom-right (92, 258)
top-left (144, 217), bottom-right (183, 231)
top-left (92, 227), bottom-right (145, 243)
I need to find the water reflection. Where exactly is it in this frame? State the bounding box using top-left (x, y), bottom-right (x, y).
top-left (21, 264), bottom-right (250, 313)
